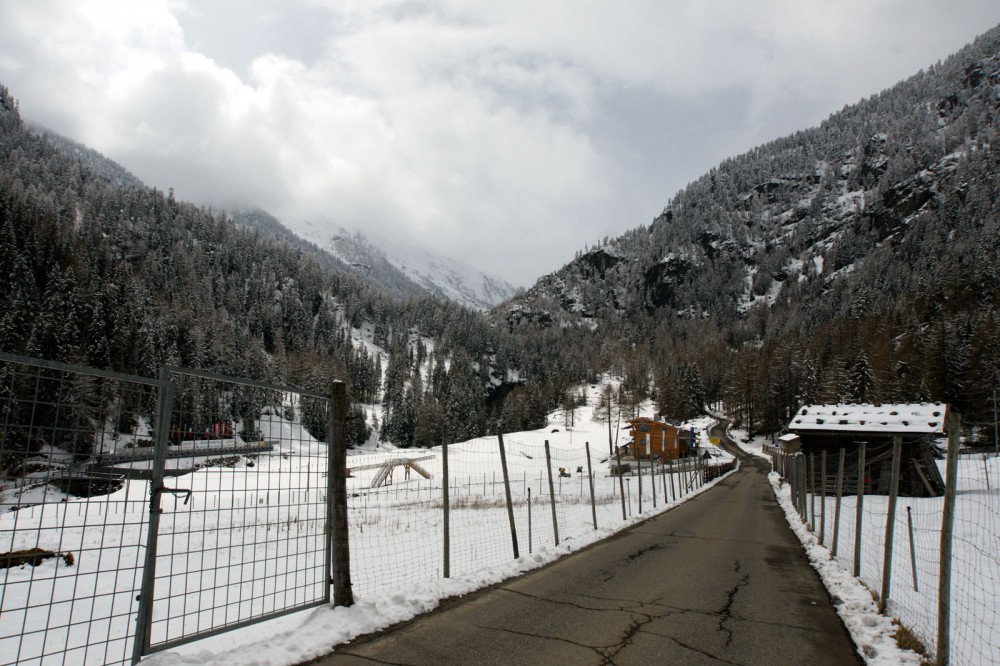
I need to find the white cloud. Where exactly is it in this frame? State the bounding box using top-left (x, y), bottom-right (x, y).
top-left (1, 0), bottom-right (999, 284)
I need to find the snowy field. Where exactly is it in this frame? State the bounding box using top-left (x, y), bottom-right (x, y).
top-left (7, 399), bottom-right (991, 666)
top-left (0, 382), bottom-right (735, 666)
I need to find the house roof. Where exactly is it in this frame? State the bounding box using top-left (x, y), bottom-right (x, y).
top-left (789, 403), bottom-right (948, 435)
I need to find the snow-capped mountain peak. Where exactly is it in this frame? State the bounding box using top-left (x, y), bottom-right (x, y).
top-left (306, 224), bottom-right (516, 310)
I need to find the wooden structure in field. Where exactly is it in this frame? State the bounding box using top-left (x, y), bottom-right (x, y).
top-left (346, 456), bottom-right (435, 488)
top-left (788, 403), bottom-right (948, 497)
top-left (625, 417), bottom-right (694, 462)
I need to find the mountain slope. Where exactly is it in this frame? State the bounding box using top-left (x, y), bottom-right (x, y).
top-left (33, 129), bottom-right (508, 309)
top-left (503, 24), bottom-right (1000, 434)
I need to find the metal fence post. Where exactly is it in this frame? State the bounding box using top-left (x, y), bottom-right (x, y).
top-left (132, 368), bottom-right (173, 665)
top-left (937, 414), bottom-right (961, 666)
top-left (832, 448), bottom-right (845, 558)
top-left (879, 436), bottom-right (902, 614)
top-left (789, 456), bottom-right (798, 518)
top-left (586, 442), bottom-right (597, 530)
top-left (544, 440), bottom-right (559, 546)
top-left (801, 456), bottom-right (808, 520)
top-left (696, 451), bottom-right (702, 488)
top-left (497, 431), bottom-right (519, 559)
top-left (650, 452), bottom-right (657, 508)
top-left (907, 506), bottom-right (918, 592)
top-left (528, 487), bottom-right (533, 554)
top-left (329, 381), bottom-right (354, 607)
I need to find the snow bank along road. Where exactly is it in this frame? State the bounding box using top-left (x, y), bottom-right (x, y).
top-left (305, 458), bottom-right (861, 665)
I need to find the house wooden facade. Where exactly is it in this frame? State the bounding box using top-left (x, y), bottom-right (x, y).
top-left (787, 403), bottom-right (948, 497)
top-left (626, 417), bottom-right (693, 461)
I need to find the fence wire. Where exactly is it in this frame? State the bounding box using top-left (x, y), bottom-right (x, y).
top-left (144, 370), bottom-right (331, 654)
top-left (1, 350), bottom-right (741, 664)
top-left (0, 355), bottom-right (334, 665)
top-left (948, 452), bottom-right (1000, 664)
top-left (783, 448), bottom-right (1000, 664)
top-left (348, 436), bottom-right (729, 599)
top-left (0, 355), bottom-right (159, 666)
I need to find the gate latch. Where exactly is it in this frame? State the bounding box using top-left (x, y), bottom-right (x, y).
top-left (161, 486), bottom-right (192, 505)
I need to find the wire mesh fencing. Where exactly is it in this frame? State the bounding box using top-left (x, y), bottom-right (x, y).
top-left (0, 353), bottom-right (160, 666)
top-left (777, 430), bottom-right (1000, 665)
top-left (0, 354), bottom-right (337, 665)
top-left (140, 368), bottom-right (332, 656)
top-left (347, 436), bottom-right (726, 599)
top-left (1, 349), bottom-right (741, 665)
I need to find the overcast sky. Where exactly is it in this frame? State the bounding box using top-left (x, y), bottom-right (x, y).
top-left (2, 1), bottom-right (999, 286)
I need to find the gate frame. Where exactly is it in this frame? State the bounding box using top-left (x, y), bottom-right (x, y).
top-left (122, 365), bottom-right (336, 664)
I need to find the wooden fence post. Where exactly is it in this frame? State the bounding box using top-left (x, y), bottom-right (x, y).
top-left (442, 428), bottom-right (450, 578)
top-left (832, 448), bottom-right (845, 558)
top-left (544, 440), bottom-right (560, 546)
top-left (879, 436), bottom-right (903, 614)
top-left (586, 442), bottom-right (597, 530)
top-left (497, 431), bottom-right (519, 559)
top-left (854, 443), bottom-right (866, 578)
top-left (329, 381), bottom-right (354, 607)
top-left (616, 444), bottom-right (627, 520)
top-left (637, 452), bottom-right (644, 514)
top-left (936, 415), bottom-right (961, 666)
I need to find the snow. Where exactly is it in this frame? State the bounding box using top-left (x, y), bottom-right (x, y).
top-left (312, 225), bottom-right (515, 310)
top-left (766, 442), bottom-right (1000, 665)
top-left (790, 403), bottom-right (949, 434)
top-left (1, 381), bottom-right (733, 666)
top-left (12, 391), bottom-right (981, 666)
top-left (770, 472), bottom-right (923, 665)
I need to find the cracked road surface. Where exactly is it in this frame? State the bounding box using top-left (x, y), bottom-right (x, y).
top-left (305, 458), bottom-right (862, 665)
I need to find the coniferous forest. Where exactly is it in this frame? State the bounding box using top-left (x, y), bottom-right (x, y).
top-left (2, 25), bottom-right (1000, 454)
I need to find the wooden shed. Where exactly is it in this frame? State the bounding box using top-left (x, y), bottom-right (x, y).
top-left (787, 403), bottom-right (948, 497)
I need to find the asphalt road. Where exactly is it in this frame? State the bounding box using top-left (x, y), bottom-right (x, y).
top-left (306, 456), bottom-right (861, 666)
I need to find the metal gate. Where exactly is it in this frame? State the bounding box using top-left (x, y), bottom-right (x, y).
top-left (133, 367), bottom-right (333, 660)
top-left (0, 353), bottom-right (335, 665)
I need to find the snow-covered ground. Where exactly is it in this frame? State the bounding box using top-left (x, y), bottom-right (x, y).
top-left (0, 381), bottom-right (734, 666)
top-left (10, 397), bottom-right (991, 666)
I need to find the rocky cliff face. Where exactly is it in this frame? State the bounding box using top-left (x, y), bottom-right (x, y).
top-left (505, 26), bottom-right (1000, 342)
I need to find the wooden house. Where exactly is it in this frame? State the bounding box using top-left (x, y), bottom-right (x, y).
top-left (787, 403), bottom-right (948, 497)
top-left (625, 417), bottom-right (693, 461)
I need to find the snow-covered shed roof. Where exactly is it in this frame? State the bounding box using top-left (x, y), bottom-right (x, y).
top-left (789, 403), bottom-right (948, 435)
